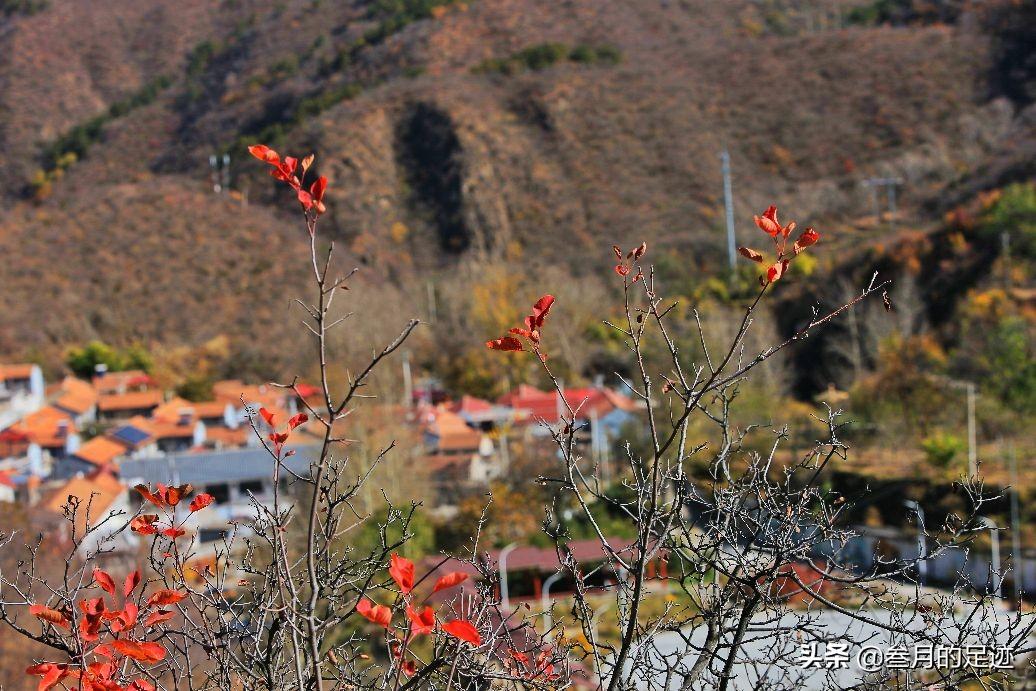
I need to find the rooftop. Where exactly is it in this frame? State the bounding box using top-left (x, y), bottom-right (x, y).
top-left (119, 445), bottom-right (317, 486)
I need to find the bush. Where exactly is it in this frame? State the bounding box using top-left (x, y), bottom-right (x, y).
top-left (921, 432), bottom-right (965, 469)
top-left (980, 182), bottom-right (1036, 260)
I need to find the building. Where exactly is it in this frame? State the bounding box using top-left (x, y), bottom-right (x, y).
top-left (119, 446), bottom-right (317, 541)
top-left (39, 471), bottom-right (135, 556)
top-left (0, 363), bottom-right (45, 428)
top-left (96, 390), bottom-right (165, 422)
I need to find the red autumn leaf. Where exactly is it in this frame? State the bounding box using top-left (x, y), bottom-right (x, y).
top-left (130, 514), bottom-right (159, 535)
top-left (442, 619), bottom-right (481, 646)
top-left (431, 572), bottom-right (468, 593)
top-left (111, 602), bottom-right (138, 632)
top-left (486, 337), bottom-right (524, 352)
top-left (754, 205), bottom-right (782, 236)
top-left (632, 241), bottom-right (647, 260)
top-left (112, 639), bottom-right (167, 664)
top-left (530, 295), bottom-right (555, 327)
top-left (80, 597), bottom-right (105, 616)
top-left (134, 485), bottom-right (164, 508)
top-left (26, 663), bottom-right (68, 691)
top-left (189, 493), bottom-right (214, 512)
top-left (401, 659), bottom-right (417, 676)
top-left (301, 153), bottom-right (315, 173)
top-left (612, 245), bottom-right (622, 259)
top-left (297, 189), bottom-right (314, 210)
top-left (794, 227), bottom-right (820, 253)
top-left (129, 680), bottom-right (157, 691)
top-left (146, 589), bottom-right (187, 607)
top-left (29, 604), bottom-right (69, 628)
top-left (355, 598), bottom-right (392, 628)
top-left (287, 413), bottom-right (308, 430)
top-left (143, 609), bottom-right (175, 628)
top-left (258, 407), bottom-right (275, 426)
top-left (162, 527), bottom-right (186, 539)
top-left (310, 176), bottom-right (328, 214)
top-left (269, 431), bottom-right (289, 445)
top-left (388, 553), bottom-right (415, 594)
top-left (124, 570), bottom-right (141, 598)
top-left (406, 605), bottom-right (435, 636)
top-left (737, 246), bottom-right (765, 263)
top-left (614, 264), bottom-right (631, 277)
top-left (247, 144), bottom-right (280, 165)
top-left (766, 260), bottom-right (789, 284)
top-left (93, 568), bottom-right (116, 596)
top-left (162, 483), bottom-right (193, 507)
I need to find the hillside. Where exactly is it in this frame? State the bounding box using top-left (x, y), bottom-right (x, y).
top-left (0, 0), bottom-right (1032, 383)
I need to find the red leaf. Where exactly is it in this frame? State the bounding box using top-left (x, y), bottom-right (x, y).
top-left (406, 605), bottom-right (435, 636)
top-left (247, 144), bottom-right (279, 165)
top-left (766, 260), bottom-right (789, 284)
top-left (632, 241), bottom-right (647, 260)
top-left (29, 604), bottom-right (69, 628)
top-left (287, 413), bottom-right (308, 431)
top-left (431, 572), bottom-right (468, 593)
top-left (486, 337), bottom-right (524, 352)
top-left (146, 589), bottom-right (186, 607)
top-left (189, 493), bottom-right (214, 512)
top-left (112, 639), bottom-right (166, 664)
top-left (794, 227), bottom-right (820, 253)
top-left (310, 176), bottom-right (327, 202)
top-left (258, 407), bottom-right (275, 426)
top-left (26, 663), bottom-right (68, 691)
top-left (134, 485), bottom-right (164, 508)
top-left (163, 483), bottom-right (193, 507)
top-left (129, 680), bottom-right (157, 691)
top-left (615, 264), bottom-right (631, 277)
top-left (612, 245), bottom-right (622, 259)
top-left (269, 431), bottom-right (289, 445)
top-left (356, 598), bottom-right (392, 628)
top-left (737, 246), bottom-right (765, 263)
top-left (530, 295), bottom-right (555, 326)
top-left (161, 527), bottom-right (186, 539)
top-left (124, 570), bottom-right (141, 598)
top-left (442, 619), bottom-right (481, 646)
top-left (130, 514), bottom-right (159, 534)
top-left (754, 205), bottom-right (782, 236)
top-left (401, 659), bottom-right (417, 676)
top-left (297, 189), bottom-right (314, 210)
top-left (143, 609), bottom-right (174, 628)
top-left (111, 602), bottom-right (138, 632)
top-left (388, 553), bottom-right (415, 594)
top-left (93, 568), bottom-right (116, 596)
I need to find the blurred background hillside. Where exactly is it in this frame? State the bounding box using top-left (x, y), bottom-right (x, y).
top-left (0, 0), bottom-right (1033, 490)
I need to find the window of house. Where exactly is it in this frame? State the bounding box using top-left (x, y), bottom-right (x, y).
top-left (238, 479), bottom-right (264, 495)
top-left (205, 483), bottom-right (230, 505)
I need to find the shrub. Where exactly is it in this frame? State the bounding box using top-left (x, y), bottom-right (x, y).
top-left (921, 431), bottom-right (965, 469)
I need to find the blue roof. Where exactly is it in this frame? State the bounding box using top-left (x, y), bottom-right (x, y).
top-left (111, 426), bottom-right (150, 446)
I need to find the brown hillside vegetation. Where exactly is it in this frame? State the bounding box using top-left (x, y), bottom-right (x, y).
top-left (0, 0), bottom-right (1031, 376)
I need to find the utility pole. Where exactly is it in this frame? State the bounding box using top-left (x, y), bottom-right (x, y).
top-left (861, 177), bottom-right (903, 231)
top-left (1008, 441), bottom-right (1023, 604)
top-left (721, 149), bottom-right (736, 272)
top-left (966, 381), bottom-right (977, 477)
top-left (401, 351), bottom-right (413, 407)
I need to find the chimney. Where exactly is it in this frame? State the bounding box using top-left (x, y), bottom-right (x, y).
top-left (56, 419), bottom-right (69, 438)
top-left (177, 408), bottom-right (194, 426)
top-left (94, 363), bottom-right (108, 378)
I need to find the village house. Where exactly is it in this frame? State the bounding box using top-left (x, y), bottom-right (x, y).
top-left (119, 445), bottom-right (317, 542)
top-left (0, 363), bottom-right (45, 428)
top-left (39, 470), bottom-right (135, 557)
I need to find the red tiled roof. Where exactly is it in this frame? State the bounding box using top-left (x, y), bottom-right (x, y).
top-left (74, 437), bottom-right (127, 467)
top-left (498, 386), bottom-right (636, 424)
top-left (0, 364), bottom-right (36, 380)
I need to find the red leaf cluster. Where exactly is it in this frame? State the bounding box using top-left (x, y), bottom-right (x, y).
top-left (258, 407), bottom-right (308, 456)
top-left (486, 295), bottom-right (556, 357)
top-left (248, 145), bottom-right (328, 215)
top-left (737, 205), bottom-right (821, 285)
top-left (27, 570), bottom-right (180, 690)
top-left (612, 242), bottom-right (647, 281)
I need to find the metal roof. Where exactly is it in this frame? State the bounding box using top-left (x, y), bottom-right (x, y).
top-left (119, 446), bottom-right (317, 486)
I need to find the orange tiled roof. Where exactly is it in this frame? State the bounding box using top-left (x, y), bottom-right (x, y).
top-left (0, 364), bottom-right (36, 380)
top-left (213, 380), bottom-right (286, 409)
top-left (92, 370), bottom-right (153, 395)
top-left (124, 415), bottom-right (193, 440)
top-left (73, 436), bottom-right (126, 467)
top-left (426, 408), bottom-right (481, 453)
top-left (152, 398), bottom-right (228, 424)
top-left (8, 406), bottom-right (73, 448)
top-left (41, 471), bottom-right (125, 521)
top-left (54, 377), bottom-right (98, 415)
top-left (203, 426), bottom-right (250, 448)
top-left (97, 390), bottom-right (164, 413)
